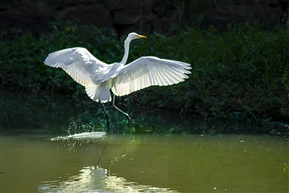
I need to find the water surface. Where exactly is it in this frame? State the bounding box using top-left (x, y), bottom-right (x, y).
top-left (1, 130), bottom-right (288, 192)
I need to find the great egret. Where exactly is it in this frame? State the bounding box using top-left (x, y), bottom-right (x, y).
top-left (44, 32), bottom-right (191, 128)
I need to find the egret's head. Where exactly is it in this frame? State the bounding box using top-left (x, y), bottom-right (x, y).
top-left (127, 32), bottom-right (147, 41)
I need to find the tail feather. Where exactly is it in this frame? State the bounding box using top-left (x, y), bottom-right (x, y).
top-left (85, 84), bottom-right (111, 103)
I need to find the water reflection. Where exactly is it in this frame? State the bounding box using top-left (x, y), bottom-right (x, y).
top-left (39, 166), bottom-right (176, 193)
top-left (1, 130), bottom-right (288, 192)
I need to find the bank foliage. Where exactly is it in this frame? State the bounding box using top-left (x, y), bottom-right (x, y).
top-left (1, 19), bottom-right (289, 121)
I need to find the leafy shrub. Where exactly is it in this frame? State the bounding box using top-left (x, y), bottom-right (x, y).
top-left (1, 19), bottom-right (289, 121)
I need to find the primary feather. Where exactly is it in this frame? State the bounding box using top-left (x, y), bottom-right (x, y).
top-left (112, 56), bottom-right (191, 96)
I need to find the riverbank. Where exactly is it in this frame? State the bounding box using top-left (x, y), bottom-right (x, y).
top-left (1, 90), bottom-right (288, 136)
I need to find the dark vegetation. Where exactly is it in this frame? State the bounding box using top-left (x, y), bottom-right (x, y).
top-left (1, 18), bottom-right (289, 134)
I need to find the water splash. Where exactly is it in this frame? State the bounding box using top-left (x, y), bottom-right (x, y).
top-left (51, 132), bottom-right (106, 141)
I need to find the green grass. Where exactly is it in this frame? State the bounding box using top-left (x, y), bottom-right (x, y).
top-left (1, 19), bottom-right (289, 121)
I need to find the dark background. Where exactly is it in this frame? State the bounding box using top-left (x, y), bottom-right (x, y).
top-left (1, 0), bottom-right (289, 35)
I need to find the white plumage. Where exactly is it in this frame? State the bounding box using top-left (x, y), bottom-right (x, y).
top-left (44, 32), bottom-right (191, 103)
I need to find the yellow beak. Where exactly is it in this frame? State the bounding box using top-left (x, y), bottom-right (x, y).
top-left (137, 34), bottom-right (147, 39)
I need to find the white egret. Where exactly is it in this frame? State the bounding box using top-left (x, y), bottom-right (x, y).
top-left (44, 32), bottom-right (191, 128)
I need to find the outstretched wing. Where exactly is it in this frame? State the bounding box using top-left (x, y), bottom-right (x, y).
top-left (44, 47), bottom-right (109, 86)
top-left (111, 56), bottom-right (191, 96)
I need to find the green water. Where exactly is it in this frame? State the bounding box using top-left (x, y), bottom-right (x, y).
top-left (1, 130), bottom-right (288, 192)
top-left (1, 92), bottom-right (288, 192)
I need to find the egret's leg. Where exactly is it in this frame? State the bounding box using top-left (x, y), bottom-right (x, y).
top-left (112, 94), bottom-right (133, 127)
top-left (101, 104), bottom-right (110, 132)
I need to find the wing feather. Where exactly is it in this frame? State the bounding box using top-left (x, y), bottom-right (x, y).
top-left (44, 47), bottom-right (109, 86)
top-left (112, 56), bottom-right (191, 96)
top-left (151, 64), bottom-right (164, 85)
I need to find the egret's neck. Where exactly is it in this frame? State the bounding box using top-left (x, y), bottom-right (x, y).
top-left (120, 39), bottom-right (131, 65)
